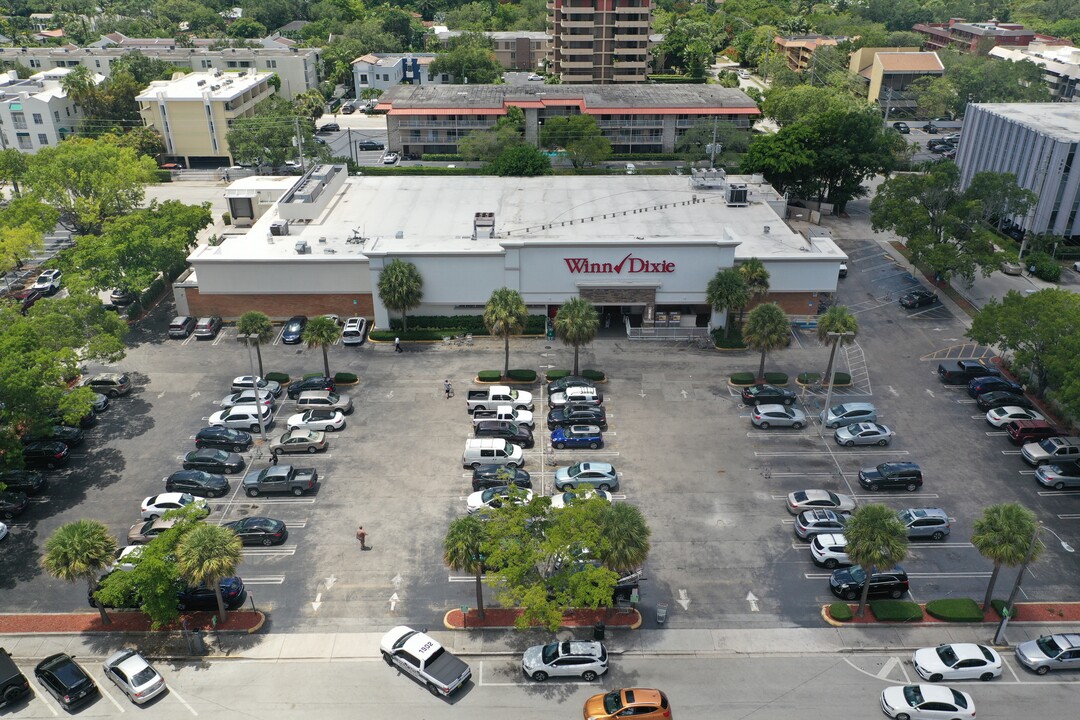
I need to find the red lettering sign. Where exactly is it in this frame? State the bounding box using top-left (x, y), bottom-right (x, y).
top-left (564, 253), bottom-right (676, 274)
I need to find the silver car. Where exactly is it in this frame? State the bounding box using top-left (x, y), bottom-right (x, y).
top-left (296, 390), bottom-right (353, 415)
top-left (220, 389), bottom-right (275, 408)
top-left (751, 404), bottom-right (807, 429)
top-left (522, 641), bottom-right (608, 682)
top-left (820, 402), bottom-right (877, 428)
top-left (1015, 633), bottom-right (1080, 674)
top-left (1035, 462), bottom-right (1080, 490)
top-left (102, 649), bottom-right (166, 705)
top-left (834, 422), bottom-right (894, 447)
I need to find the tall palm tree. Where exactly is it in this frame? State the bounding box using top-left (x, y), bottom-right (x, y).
top-left (294, 89), bottom-right (326, 123)
top-left (236, 311), bottom-right (274, 378)
top-left (554, 298), bottom-right (599, 375)
top-left (842, 504), bottom-right (908, 617)
top-left (444, 516), bottom-right (488, 619)
top-left (176, 524), bottom-right (243, 622)
top-left (742, 303), bottom-right (790, 380)
top-left (706, 268), bottom-right (749, 338)
top-left (737, 257), bottom-right (770, 324)
top-left (599, 502), bottom-right (651, 573)
top-left (377, 259), bottom-right (423, 332)
top-left (42, 520), bottom-right (118, 625)
top-left (484, 287), bottom-right (529, 379)
top-left (972, 503), bottom-right (1042, 611)
top-left (816, 306), bottom-right (858, 388)
top-left (302, 316), bottom-right (341, 379)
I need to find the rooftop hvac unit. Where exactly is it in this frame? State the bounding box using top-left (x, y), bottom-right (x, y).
top-left (726, 183), bottom-right (749, 207)
top-left (295, 239), bottom-right (310, 254)
top-left (269, 219), bottom-right (290, 236)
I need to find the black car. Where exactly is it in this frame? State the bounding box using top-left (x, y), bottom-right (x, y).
top-left (0, 491), bottom-right (29, 519)
top-left (474, 421), bottom-right (535, 448)
top-left (922, 123), bottom-right (938, 134)
top-left (223, 517), bottom-right (288, 546)
top-left (472, 465), bottom-right (532, 491)
top-left (858, 462), bottom-right (923, 491)
top-left (356, 140), bottom-right (384, 150)
top-left (830, 566), bottom-right (909, 600)
top-left (22, 441), bottom-right (70, 469)
top-left (0, 646), bottom-right (31, 708)
top-left (899, 289), bottom-right (938, 309)
top-left (892, 121), bottom-right (910, 134)
top-left (195, 426), bottom-right (253, 453)
top-left (24, 425), bottom-right (83, 448)
top-left (178, 577), bottom-right (246, 611)
top-left (741, 383), bottom-right (797, 406)
top-left (977, 391), bottom-right (1034, 412)
top-left (546, 376), bottom-right (597, 395)
top-left (547, 405), bottom-right (608, 430)
top-left (287, 375), bottom-right (336, 399)
top-left (0, 469), bottom-right (46, 495)
top-left (281, 315), bottom-right (308, 344)
top-left (318, 122), bottom-right (340, 133)
top-left (34, 654), bottom-right (98, 709)
top-left (967, 376), bottom-right (1024, 398)
top-left (48, 408), bottom-right (96, 429)
top-left (182, 448), bottom-right (246, 474)
top-left (165, 470), bottom-right (230, 498)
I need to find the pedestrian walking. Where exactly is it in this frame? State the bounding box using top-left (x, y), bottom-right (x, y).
top-left (270, 452), bottom-right (278, 466)
top-left (394, 337), bottom-right (403, 353)
top-left (355, 525), bottom-right (368, 550)
top-left (444, 380), bottom-right (453, 399)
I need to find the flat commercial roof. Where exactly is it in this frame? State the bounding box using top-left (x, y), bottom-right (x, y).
top-left (972, 102), bottom-right (1080, 140)
top-left (136, 70), bottom-right (272, 101)
top-left (378, 84), bottom-right (758, 112)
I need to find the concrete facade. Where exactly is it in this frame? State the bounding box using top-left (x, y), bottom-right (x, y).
top-left (866, 52), bottom-right (944, 108)
top-left (431, 29), bottom-right (551, 71)
top-left (351, 53), bottom-right (440, 92)
top-left (548, 0), bottom-right (651, 84)
top-left (913, 19), bottom-right (1069, 55)
top-left (0, 68), bottom-right (101, 153)
top-left (989, 43), bottom-right (1080, 102)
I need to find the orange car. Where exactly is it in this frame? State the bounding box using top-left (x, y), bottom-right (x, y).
top-left (584, 688), bottom-right (671, 719)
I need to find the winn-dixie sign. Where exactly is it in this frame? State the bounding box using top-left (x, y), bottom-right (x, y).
top-left (564, 253), bottom-right (675, 274)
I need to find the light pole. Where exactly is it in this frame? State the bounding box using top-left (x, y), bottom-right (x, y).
top-left (237, 334), bottom-right (269, 444)
top-left (993, 522), bottom-right (1074, 644)
top-left (818, 330), bottom-right (855, 437)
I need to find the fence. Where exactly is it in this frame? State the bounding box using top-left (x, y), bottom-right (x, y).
top-left (624, 316), bottom-right (713, 341)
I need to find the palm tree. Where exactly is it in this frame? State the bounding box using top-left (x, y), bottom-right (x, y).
top-left (302, 316), bottom-right (341, 379)
top-left (842, 504), bottom-right (908, 617)
top-left (294, 89), bottom-right (326, 123)
top-left (444, 516), bottom-right (489, 619)
top-left (236, 311), bottom-right (274, 378)
top-left (484, 287), bottom-right (529, 379)
top-left (706, 268), bottom-right (749, 339)
top-left (42, 520), bottom-right (118, 625)
top-left (599, 502), bottom-right (651, 573)
top-left (816, 306), bottom-right (858, 388)
top-left (742, 303), bottom-right (790, 380)
top-left (377, 259), bottom-right (423, 332)
top-left (554, 298), bottom-right (599, 375)
top-left (176, 524), bottom-right (243, 622)
top-left (972, 503), bottom-right (1042, 612)
top-left (737, 257), bottom-right (770, 323)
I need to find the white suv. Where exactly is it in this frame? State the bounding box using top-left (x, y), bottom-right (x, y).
top-left (810, 533), bottom-right (850, 569)
top-left (209, 404), bottom-right (273, 432)
top-left (521, 641), bottom-right (608, 682)
top-left (31, 268), bottom-right (63, 294)
top-left (341, 317), bottom-right (368, 345)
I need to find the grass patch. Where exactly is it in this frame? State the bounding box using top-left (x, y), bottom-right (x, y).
top-left (546, 369), bottom-right (570, 381)
top-left (991, 598), bottom-right (1015, 618)
top-left (925, 598), bottom-right (984, 622)
top-left (729, 371), bottom-right (756, 385)
top-left (763, 372), bottom-right (788, 386)
top-left (711, 326), bottom-right (747, 349)
top-left (477, 370), bottom-right (502, 382)
top-left (582, 369), bottom-right (606, 382)
top-left (507, 369), bottom-right (537, 383)
top-left (333, 372), bottom-right (358, 384)
top-left (265, 372), bottom-right (289, 383)
top-left (829, 602), bottom-right (853, 621)
top-left (869, 600), bottom-right (924, 622)
top-left (798, 372), bottom-right (822, 384)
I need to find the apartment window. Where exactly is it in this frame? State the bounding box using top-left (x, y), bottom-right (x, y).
top-left (11, 111), bottom-right (26, 129)
top-left (37, 133), bottom-right (47, 145)
top-left (29, 59), bottom-right (40, 68)
top-left (17, 133), bottom-right (31, 149)
top-left (359, 73), bottom-right (368, 83)
top-left (95, 60), bottom-right (100, 68)
top-left (267, 60), bottom-right (277, 68)
top-left (201, 60), bottom-right (212, 68)
top-left (53, 110), bottom-right (59, 121)
top-left (227, 61), bottom-right (238, 68)
top-left (32, 113), bottom-right (42, 124)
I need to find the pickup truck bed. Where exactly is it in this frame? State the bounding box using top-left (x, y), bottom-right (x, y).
top-left (938, 360), bottom-right (1001, 384)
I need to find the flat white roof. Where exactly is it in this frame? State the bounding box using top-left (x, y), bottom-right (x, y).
top-left (137, 70), bottom-right (271, 101)
top-left (972, 102), bottom-right (1080, 140)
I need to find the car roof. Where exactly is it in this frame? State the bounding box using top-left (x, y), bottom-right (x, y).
top-left (917, 684), bottom-right (963, 703)
top-left (800, 509), bottom-right (839, 521)
top-left (147, 492), bottom-right (187, 505)
top-left (834, 402), bottom-right (874, 411)
top-left (622, 688), bottom-right (665, 705)
top-left (578, 462), bottom-right (613, 472)
top-left (815, 533), bottom-right (846, 545)
top-left (1050, 633), bottom-right (1080, 649)
top-left (902, 507), bottom-right (947, 519)
top-left (757, 404), bottom-right (794, 412)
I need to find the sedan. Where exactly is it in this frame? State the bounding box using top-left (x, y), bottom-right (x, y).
top-left (182, 448), bottom-right (245, 474)
top-left (986, 406), bottom-right (1045, 427)
top-left (522, 640), bottom-right (608, 682)
top-left (178, 577), bottom-right (246, 611)
top-left (35, 654), bottom-right (98, 709)
top-left (270, 429), bottom-right (327, 455)
top-left (472, 465), bottom-right (532, 491)
top-left (741, 383), bottom-right (797, 406)
top-left (24, 425), bottom-right (84, 448)
top-left (786, 489), bottom-right (855, 515)
top-left (220, 389), bottom-right (274, 408)
top-left (223, 517), bottom-right (288, 545)
top-left (751, 404), bottom-right (807, 429)
top-left (899, 289), bottom-right (939, 308)
top-left (912, 643), bottom-right (1002, 682)
top-left (834, 422), bottom-right (893, 447)
top-left (550, 489), bottom-right (611, 509)
top-left (318, 122), bottom-right (340, 133)
top-left (103, 649), bottom-right (166, 705)
top-left (893, 121), bottom-right (910, 134)
top-left (976, 391), bottom-right (1034, 412)
top-left (231, 375), bottom-right (282, 397)
top-left (281, 315), bottom-right (308, 344)
top-left (880, 684), bottom-right (975, 720)
top-left (0, 521), bottom-right (7, 542)
top-left (0, 469), bottom-right (46, 495)
top-left (551, 425), bottom-right (604, 449)
top-left (287, 408), bottom-right (346, 432)
top-left (1035, 461), bottom-right (1080, 490)
top-left (195, 426), bottom-right (253, 452)
top-left (140, 492), bottom-right (207, 520)
top-left (466, 486), bottom-right (534, 514)
top-left (0, 491), bottom-right (29, 519)
top-left (553, 462), bottom-right (619, 491)
top-left (164, 470), bottom-right (229, 498)
top-left (22, 440), bottom-right (70, 469)
top-left (383, 151), bottom-right (400, 164)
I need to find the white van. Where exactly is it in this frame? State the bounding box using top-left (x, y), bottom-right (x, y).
top-left (625, 163), bottom-right (637, 175)
top-left (462, 438), bottom-right (524, 469)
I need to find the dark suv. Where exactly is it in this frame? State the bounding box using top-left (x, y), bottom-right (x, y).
top-left (967, 376), bottom-right (1023, 398)
top-left (0, 469), bottom-right (46, 495)
top-left (547, 405), bottom-right (608, 429)
top-left (474, 421), bottom-right (535, 448)
top-left (830, 566), bottom-right (909, 600)
top-left (471, 465), bottom-right (532, 491)
top-left (0, 647), bottom-right (31, 708)
top-left (287, 376), bottom-right (336, 399)
top-left (195, 426), bottom-right (254, 453)
top-left (858, 462), bottom-right (923, 491)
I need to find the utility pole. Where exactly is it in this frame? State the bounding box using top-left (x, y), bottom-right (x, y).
top-left (709, 116), bottom-right (718, 169)
top-left (294, 116), bottom-right (305, 172)
top-left (818, 330), bottom-right (855, 437)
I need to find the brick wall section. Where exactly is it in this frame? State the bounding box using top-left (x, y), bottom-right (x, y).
top-left (579, 287), bottom-right (656, 304)
top-left (185, 288), bottom-right (374, 321)
top-left (749, 292), bottom-right (820, 315)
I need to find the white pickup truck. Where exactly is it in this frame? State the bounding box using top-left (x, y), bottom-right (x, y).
top-left (380, 626), bottom-right (471, 697)
top-left (471, 404), bottom-right (534, 428)
top-left (465, 385), bottom-right (534, 412)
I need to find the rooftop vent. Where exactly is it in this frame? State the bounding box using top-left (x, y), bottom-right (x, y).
top-left (295, 239), bottom-right (310, 254)
top-left (726, 183), bottom-right (749, 207)
top-left (269, 219), bottom-right (290, 236)
top-left (473, 211), bottom-right (495, 240)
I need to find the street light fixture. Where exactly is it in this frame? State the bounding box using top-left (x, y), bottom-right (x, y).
top-left (993, 522), bottom-right (1074, 644)
top-left (237, 333), bottom-right (269, 444)
top-left (818, 330), bottom-right (856, 437)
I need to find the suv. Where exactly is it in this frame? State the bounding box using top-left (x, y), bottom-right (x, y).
top-left (296, 390), bottom-right (353, 414)
top-left (356, 140), bottom-right (384, 150)
top-left (810, 533), bottom-right (850, 568)
top-left (168, 316), bottom-right (197, 339)
top-left (341, 317), bottom-right (367, 345)
top-left (79, 372), bottom-right (131, 397)
top-left (474, 420), bottom-right (534, 448)
top-left (209, 404), bottom-right (273, 432)
top-left (1022, 437), bottom-right (1080, 466)
top-left (0, 469), bottom-right (46, 495)
top-left (1015, 633), bottom-right (1080, 674)
top-left (193, 316), bottom-right (222, 339)
top-left (548, 405), bottom-right (607, 429)
top-left (0, 647), bottom-right (30, 708)
top-left (858, 462), bottom-right (923, 491)
top-left (522, 641), bottom-right (608, 682)
top-left (898, 508), bottom-right (951, 540)
top-left (287, 376), bottom-right (336, 399)
top-left (820, 402), bottom-right (877, 428)
top-left (830, 566), bottom-right (909, 600)
top-left (1007, 419), bottom-right (1061, 445)
top-left (967, 376), bottom-right (1023, 398)
top-left (231, 375), bottom-right (282, 397)
top-left (795, 509), bottom-right (847, 540)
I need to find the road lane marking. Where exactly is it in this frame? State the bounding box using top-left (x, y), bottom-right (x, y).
top-left (89, 670), bottom-right (126, 712)
top-left (168, 683), bottom-right (199, 715)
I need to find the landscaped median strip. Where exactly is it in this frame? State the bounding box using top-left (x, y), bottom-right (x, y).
top-left (443, 607), bottom-right (642, 631)
top-left (0, 610), bottom-right (265, 635)
top-left (822, 600), bottom-right (1080, 626)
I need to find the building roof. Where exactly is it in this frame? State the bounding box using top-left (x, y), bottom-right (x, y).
top-left (990, 44), bottom-right (1080, 78)
top-left (875, 52), bottom-right (944, 72)
top-left (136, 69), bottom-right (271, 102)
top-left (276, 20), bottom-right (310, 33)
top-left (352, 53), bottom-right (438, 66)
top-left (0, 67), bottom-right (101, 103)
top-left (774, 35), bottom-right (848, 49)
top-left (971, 103), bottom-right (1080, 141)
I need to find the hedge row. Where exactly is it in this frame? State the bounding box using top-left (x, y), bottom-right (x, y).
top-left (359, 166), bottom-right (478, 176)
top-left (711, 327), bottom-right (747, 349)
top-left (422, 153), bottom-right (464, 161)
top-left (478, 370), bottom-right (501, 382)
top-left (545, 369), bottom-right (607, 382)
top-left (925, 598), bottom-right (984, 622)
top-left (763, 372), bottom-right (788, 386)
top-left (729, 372), bottom-right (755, 385)
top-left (334, 372), bottom-right (358, 384)
top-left (648, 75), bottom-right (708, 84)
top-left (869, 600), bottom-right (924, 622)
top-left (829, 602), bottom-right (853, 621)
top-left (507, 369), bottom-right (537, 382)
top-left (797, 372), bottom-right (853, 385)
top-left (387, 314), bottom-right (547, 335)
top-left (265, 372), bottom-right (290, 383)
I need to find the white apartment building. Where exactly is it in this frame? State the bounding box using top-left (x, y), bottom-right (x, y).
top-left (989, 43), bottom-right (1080, 102)
top-left (351, 53), bottom-right (442, 92)
top-left (0, 68), bottom-right (102, 153)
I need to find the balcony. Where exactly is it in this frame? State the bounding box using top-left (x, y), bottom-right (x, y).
top-left (560, 19), bottom-right (596, 28)
top-left (561, 60), bottom-right (594, 69)
top-left (561, 46), bottom-right (595, 56)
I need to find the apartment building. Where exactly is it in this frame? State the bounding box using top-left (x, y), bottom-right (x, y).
top-left (989, 43), bottom-right (1080, 102)
top-left (912, 19), bottom-right (1069, 55)
top-left (0, 68), bottom-right (101, 153)
top-left (863, 52), bottom-right (945, 108)
top-left (351, 53), bottom-right (440, 92)
top-left (773, 35), bottom-right (849, 73)
top-left (548, 0), bottom-right (652, 84)
top-left (431, 28), bottom-right (551, 71)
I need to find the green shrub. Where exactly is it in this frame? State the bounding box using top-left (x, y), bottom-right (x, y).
top-left (991, 599), bottom-right (1014, 618)
top-left (729, 372), bottom-right (756, 385)
top-left (763, 372), bottom-right (788, 385)
top-left (833, 372), bottom-right (851, 385)
top-left (303, 372), bottom-right (324, 380)
top-left (829, 602), bottom-right (853, 621)
top-left (507, 369), bottom-right (537, 382)
top-left (546, 369), bottom-right (570, 381)
top-left (477, 370), bottom-right (502, 382)
top-left (712, 326), bottom-right (746, 349)
top-left (925, 598), bottom-right (984, 622)
top-left (125, 299), bottom-right (142, 320)
top-left (371, 329), bottom-right (463, 341)
top-left (421, 153), bottom-right (463, 161)
top-left (582, 369), bottom-right (606, 382)
top-left (1027, 251), bottom-right (1062, 282)
top-left (869, 600), bottom-right (924, 622)
top-left (334, 372), bottom-right (358, 384)
top-left (386, 314), bottom-right (546, 336)
top-left (265, 372), bottom-right (289, 383)
top-left (222, 212), bottom-right (232, 225)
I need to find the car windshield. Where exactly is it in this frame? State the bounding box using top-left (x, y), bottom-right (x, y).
top-left (602, 691), bottom-right (625, 714)
top-left (832, 405), bottom-right (849, 415)
top-left (848, 566), bottom-right (867, 583)
top-left (827, 491), bottom-right (841, 505)
top-left (131, 666), bottom-right (157, 685)
top-left (950, 689), bottom-right (968, 708)
top-left (541, 642), bottom-right (559, 665)
top-left (1036, 635), bottom-right (1063, 655)
top-left (568, 463), bottom-right (584, 477)
top-left (1038, 439), bottom-right (1058, 452)
top-left (936, 645), bottom-right (959, 666)
top-left (902, 685), bottom-right (924, 706)
top-left (508, 389), bottom-right (519, 399)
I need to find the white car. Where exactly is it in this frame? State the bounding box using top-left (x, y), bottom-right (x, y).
top-left (737, 69), bottom-right (751, 79)
top-left (103, 649), bottom-right (166, 705)
top-left (0, 521), bottom-right (8, 542)
top-left (786, 489), bottom-right (855, 515)
top-left (986, 406), bottom-right (1045, 427)
top-left (810, 533), bottom-right (849, 568)
top-left (522, 641), bottom-right (608, 681)
top-left (140, 492), bottom-right (207, 520)
top-left (231, 375), bottom-right (282, 397)
top-left (220, 389), bottom-right (275, 408)
top-left (342, 317), bottom-right (368, 345)
top-left (880, 684), bottom-right (975, 720)
top-left (527, 73), bottom-right (543, 81)
top-left (31, 268), bottom-right (63, 294)
top-left (383, 151), bottom-right (400, 164)
top-left (466, 486), bottom-right (533, 514)
top-left (109, 545), bottom-right (144, 572)
top-left (550, 489), bottom-right (611, 509)
top-left (287, 408), bottom-right (346, 432)
top-left (912, 643), bottom-right (1002, 682)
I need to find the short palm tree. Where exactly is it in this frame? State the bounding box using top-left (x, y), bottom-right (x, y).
top-left (176, 523), bottom-right (243, 622)
top-left (554, 298), bottom-right (599, 375)
top-left (599, 502), bottom-right (651, 573)
top-left (742, 303), bottom-right (790, 380)
top-left (706, 268), bottom-right (749, 339)
top-left (737, 257), bottom-right (770, 323)
top-left (842, 504), bottom-right (909, 616)
top-left (444, 516), bottom-right (489, 619)
top-left (972, 503), bottom-right (1042, 611)
top-left (377, 259), bottom-right (423, 332)
top-left (484, 287), bottom-right (529, 378)
top-left (816, 306), bottom-right (858, 388)
top-left (236, 310), bottom-right (274, 378)
top-left (42, 520), bottom-right (118, 625)
top-left (302, 316), bottom-right (341, 378)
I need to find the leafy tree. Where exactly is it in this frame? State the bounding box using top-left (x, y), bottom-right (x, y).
top-left (762, 85), bottom-right (858, 127)
top-left (675, 120), bottom-right (751, 163)
top-left (237, 311), bottom-right (275, 378)
top-left (716, 70), bottom-right (740, 87)
top-left (972, 503), bottom-right (1042, 612)
top-left (111, 51), bottom-right (177, 84)
top-left (177, 523), bottom-right (244, 622)
top-left (740, 123), bottom-right (817, 197)
top-left (444, 3), bottom-right (494, 32)
top-left (965, 172), bottom-right (1037, 230)
top-left (227, 17), bottom-right (267, 38)
top-left (294, 88), bottom-right (326, 124)
top-left (489, 144), bottom-right (551, 176)
top-left (429, 32), bottom-right (503, 84)
top-left (484, 287), bottom-right (529, 378)
top-left (302, 315), bottom-right (341, 379)
top-left (226, 96), bottom-right (306, 168)
top-left (742, 302), bottom-right (789, 380)
top-left (816, 305), bottom-right (858, 388)
top-left (377, 259), bottom-right (423, 332)
top-left (658, 14), bottom-right (720, 77)
top-left (0, 148), bottom-right (29, 196)
top-left (706, 267), bottom-right (749, 338)
top-left (540, 115), bottom-right (612, 168)
top-left (0, 197), bottom-right (58, 274)
top-left (444, 515), bottom-right (488, 619)
top-left (554, 297), bottom-right (599, 375)
top-left (841, 504), bottom-right (908, 616)
top-left (41, 520), bottom-right (118, 625)
top-left (101, 127), bottom-right (166, 161)
top-left (459, 125), bottom-right (524, 163)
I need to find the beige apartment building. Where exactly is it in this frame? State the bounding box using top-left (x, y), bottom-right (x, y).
top-left (773, 35), bottom-right (848, 73)
top-left (137, 69), bottom-right (275, 167)
top-left (548, 0), bottom-right (651, 83)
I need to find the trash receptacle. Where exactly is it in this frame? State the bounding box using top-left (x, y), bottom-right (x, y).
top-left (547, 325), bottom-right (555, 340)
top-left (593, 621), bottom-right (605, 641)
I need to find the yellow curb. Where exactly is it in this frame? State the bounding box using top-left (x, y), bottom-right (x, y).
top-left (628, 609), bottom-right (643, 630)
top-left (246, 610), bottom-right (267, 634)
top-left (821, 604), bottom-right (847, 626)
top-left (443, 609), bottom-right (456, 630)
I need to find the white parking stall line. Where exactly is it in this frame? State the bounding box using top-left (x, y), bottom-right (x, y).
top-left (1057, 513), bottom-right (1080, 519)
top-left (7, 522), bottom-right (31, 529)
top-left (181, 333), bottom-right (196, 346)
top-left (27, 684), bottom-right (59, 716)
top-left (985, 431), bottom-right (1008, 436)
top-left (906, 306), bottom-right (942, 318)
top-left (755, 450), bottom-right (910, 457)
top-left (780, 519), bottom-right (795, 526)
top-left (449, 573), bottom-right (484, 582)
top-left (907, 571), bottom-right (994, 578)
top-left (66, 454), bottom-right (88, 460)
top-left (766, 472), bottom-right (838, 477)
top-left (804, 573), bottom-right (832, 579)
top-left (1003, 656), bottom-right (1022, 683)
top-left (970, 415), bottom-right (987, 420)
top-left (212, 331), bottom-right (228, 346)
top-left (856, 493), bottom-right (940, 500)
top-left (239, 497), bottom-right (318, 504)
top-left (284, 521), bottom-right (308, 528)
top-left (89, 670), bottom-right (126, 713)
top-left (29, 496), bottom-right (50, 503)
top-left (909, 542), bottom-right (974, 549)
top-left (1001, 450), bottom-right (1022, 455)
top-left (791, 542), bottom-right (810, 550)
top-left (167, 683), bottom-right (199, 716)
top-left (1018, 470), bottom-right (1037, 476)
top-left (243, 576), bottom-right (286, 585)
top-left (549, 451), bottom-right (620, 457)
top-left (956, 399), bottom-right (977, 404)
top-left (243, 546), bottom-right (297, 557)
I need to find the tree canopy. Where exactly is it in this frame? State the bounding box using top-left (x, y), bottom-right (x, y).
top-left (429, 32), bottom-right (503, 84)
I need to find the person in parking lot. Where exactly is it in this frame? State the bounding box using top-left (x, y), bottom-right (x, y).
top-left (270, 452), bottom-right (278, 466)
top-left (356, 525), bottom-right (368, 550)
top-left (445, 380), bottom-right (453, 399)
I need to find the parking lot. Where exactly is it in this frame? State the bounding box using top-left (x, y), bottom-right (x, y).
top-left (1, 240), bottom-right (1078, 632)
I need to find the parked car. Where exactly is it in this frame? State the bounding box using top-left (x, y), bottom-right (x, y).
top-left (356, 140), bottom-right (384, 150)
top-left (12, 288), bottom-right (44, 314)
top-left (31, 269), bottom-right (63, 294)
top-left (551, 425), bottom-right (604, 449)
top-left (899, 289), bottom-right (939, 309)
top-left (553, 462), bottom-right (618, 491)
top-left (1006, 419), bottom-right (1060, 444)
top-left (549, 386), bottom-right (603, 408)
top-left (546, 376), bottom-right (597, 395)
top-left (794, 509), bottom-right (847, 540)
top-left (79, 372), bottom-right (131, 397)
top-left (550, 489), bottom-right (611, 509)
top-left (471, 465), bottom-right (532, 491)
top-left (23, 425), bottom-right (83, 448)
top-left (85, 392), bottom-right (110, 413)
top-left (195, 426), bottom-right (253, 452)
top-left (270, 429), bottom-right (327, 455)
top-left (0, 644), bottom-right (30, 706)
top-left (1000, 259), bottom-right (1023, 275)
top-left (834, 422), bottom-right (893, 447)
top-left (318, 122), bottom-right (340, 133)
top-left (168, 315), bottom-right (197, 339)
top-left (382, 151), bottom-right (400, 165)
top-left (128, 518), bottom-right (178, 544)
top-left (102, 649), bottom-right (166, 705)
top-left (830, 565), bottom-right (909, 600)
top-left (341, 103), bottom-right (356, 115)
top-left (177, 577), bottom-right (246, 611)
top-left (474, 420), bottom-right (535, 448)
top-left (0, 469), bottom-right (46, 495)
top-left (893, 121), bottom-right (910, 134)
top-left (0, 491), bottom-right (29, 520)
top-left (820, 402), bottom-right (877, 428)
top-left (287, 408), bottom-right (346, 432)
top-left (751, 404), bottom-right (807, 429)
top-left (164, 470), bottom-right (229, 498)
top-left (22, 440), bottom-right (69, 469)
top-left (281, 315), bottom-right (308, 344)
top-left (47, 407), bottom-right (95, 428)
top-left (193, 316), bottom-right (222, 339)
top-left (858, 462), bottom-right (923, 491)
top-left (547, 405), bottom-right (607, 429)
top-left (1022, 436), bottom-right (1080, 466)
top-left (976, 391), bottom-right (1033, 411)
top-left (231, 375), bottom-right (282, 397)
top-left (1015, 633), bottom-right (1080, 674)
top-left (786, 489), bottom-right (855, 515)
top-left (466, 485), bottom-right (534, 514)
top-left (986, 406), bottom-right (1044, 427)
top-left (810, 533), bottom-right (850, 568)
top-left (583, 688), bottom-right (671, 720)
top-left (1035, 461), bottom-right (1080, 490)
top-left (0, 521), bottom-right (7, 541)
top-left (140, 492), bottom-right (207, 520)
top-left (898, 508), bottom-right (951, 540)
top-left (295, 390), bottom-right (353, 415)
top-left (741, 383), bottom-right (797, 406)
top-left (209, 404), bottom-right (274, 432)
top-left (220, 389), bottom-right (275, 409)
top-left (34, 654), bottom-right (97, 709)
top-left (287, 376), bottom-right (336, 399)
top-left (912, 643), bottom-right (1002, 682)
top-left (880, 685), bottom-right (975, 720)
top-left (838, 261), bottom-right (848, 278)
top-left (223, 517), bottom-right (288, 546)
top-left (522, 641), bottom-right (608, 681)
top-left (967, 376), bottom-right (1024, 398)
top-left (109, 289), bottom-right (135, 307)
top-left (182, 448), bottom-right (245, 474)
top-left (341, 317), bottom-right (368, 345)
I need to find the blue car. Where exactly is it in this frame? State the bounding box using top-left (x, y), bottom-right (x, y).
top-left (551, 425), bottom-right (604, 450)
top-left (967, 375), bottom-right (1023, 398)
top-left (281, 315), bottom-right (307, 344)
